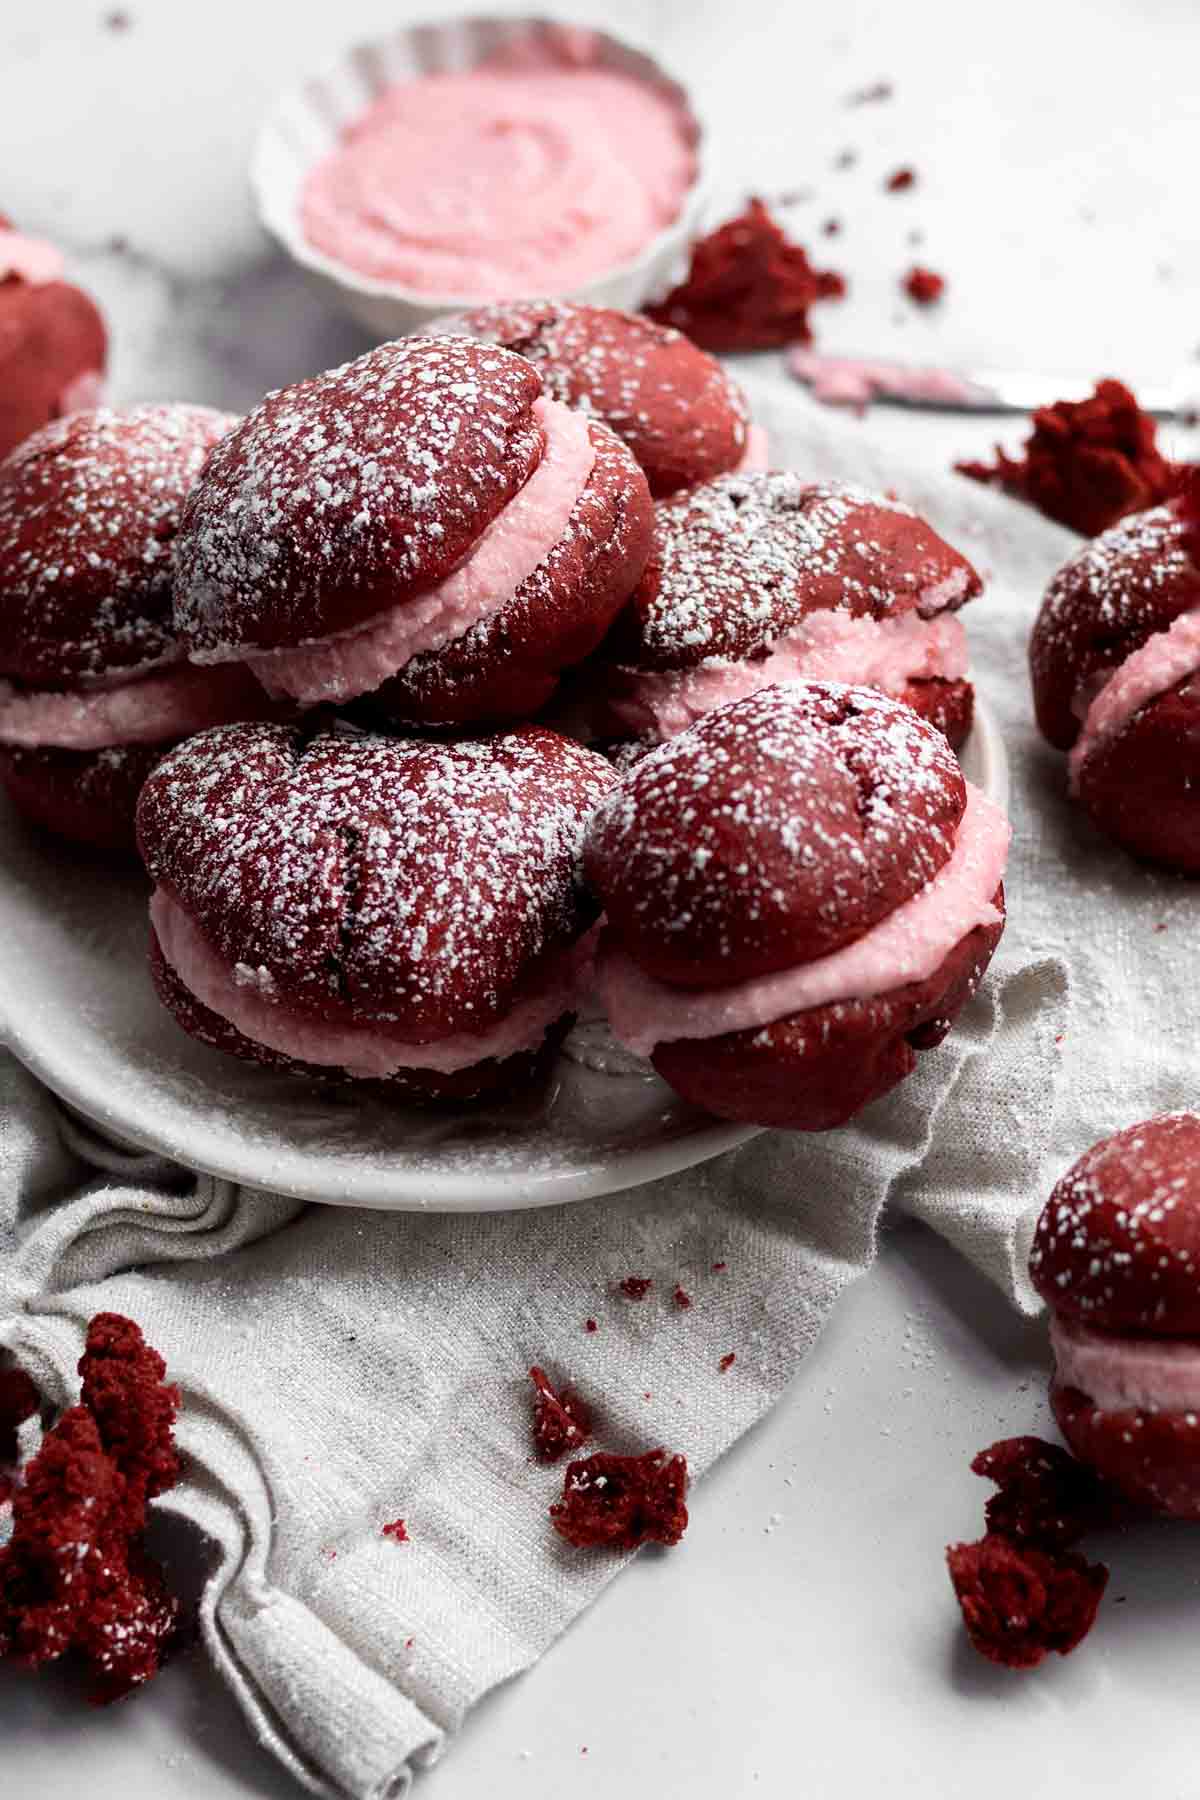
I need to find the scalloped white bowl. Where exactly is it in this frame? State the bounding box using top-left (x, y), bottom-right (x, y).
top-left (250, 15), bottom-right (707, 339)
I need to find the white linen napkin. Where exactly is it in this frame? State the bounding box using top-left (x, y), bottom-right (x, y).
top-left (13, 378), bottom-right (1190, 1798)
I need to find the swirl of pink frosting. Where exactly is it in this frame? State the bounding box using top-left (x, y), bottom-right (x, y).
top-left (300, 52), bottom-right (696, 297)
top-left (608, 608), bottom-right (968, 741)
top-left (150, 888), bottom-right (597, 1077)
top-left (1052, 1315), bottom-right (1200, 1413)
top-left (242, 398), bottom-right (595, 705)
top-left (1068, 609), bottom-right (1200, 792)
top-left (0, 662), bottom-right (273, 751)
top-left (597, 783), bottom-right (1010, 1056)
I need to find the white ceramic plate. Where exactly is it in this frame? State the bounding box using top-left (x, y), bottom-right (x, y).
top-left (0, 701), bottom-right (1006, 1212)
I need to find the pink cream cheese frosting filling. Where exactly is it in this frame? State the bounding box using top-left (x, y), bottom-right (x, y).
top-left (300, 48), bottom-right (696, 297)
top-left (150, 888), bottom-right (596, 1078)
top-left (241, 398), bottom-right (595, 705)
top-left (608, 607), bottom-right (969, 741)
top-left (597, 783), bottom-right (1010, 1057)
top-left (0, 228), bottom-right (66, 286)
top-left (1051, 1315), bottom-right (1200, 1414)
top-left (734, 424), bottom-right (769, 475)
top-left (1068, 609), bottom-right (1200, 792)
top-left (0, 662), bottom-right (274, 751)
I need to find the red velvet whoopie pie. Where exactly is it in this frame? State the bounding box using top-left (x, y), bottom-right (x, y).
top-left (0, 405), bottom-right (276, 851)
top-left (137, 720), bottom-right (616, 1102)
top-left (0, 216), bottom-right (108, 462)
top-left (1029, 494), bottom-right (1200, 872)
top-left (431, 298), bottom-right (762, 497)
top-left (585, 474), bottom-right (981, 751)
top-left (1030, 1113), bottom-right (1200, 1518)
top-left (173, 336), bottom-right (654, 730)
top-left (585, 681), bottom-right (1010, 1130)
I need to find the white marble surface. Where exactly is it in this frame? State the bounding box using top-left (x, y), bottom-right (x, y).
top-left (3, 0), bottom-right (1200, 1794)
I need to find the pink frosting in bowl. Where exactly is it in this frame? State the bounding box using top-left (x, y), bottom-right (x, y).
top-left (300, 44), bottom-right (697, 301)
top-left (607, 608), bottom-right (969, 742)
top-left (240, 397), bottom-right (595, 704)
top-left (597, 783), bottom-right (1010, 1056)
top-left (151, 888), bottom-right (595, 1078)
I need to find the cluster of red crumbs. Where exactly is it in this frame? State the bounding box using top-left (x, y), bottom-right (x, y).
top-left (381, 1518), bottom-right (409, 1544)
top-left (946, 1436), bottom-right (1123, 1669)
top-left (0, 1367), bottom-right (39, 1506)
top-left (672, 1286), bottom-right (692, 1311)
top-left (644, 198), bottom-right (846, 351)
top-left (956, 379), bottom-right (1183, 536)
top-left (885, 167), bottom-right (916, 192)
top-left (0, 1315), bottom-right (181, 1703)
top-left (618, 1275), bottom-right (653, 1301)
top-left (550, 1449), bottom-right (689, 1551)
top-left (529, 1366), bottom-right (593, 1464)
top-left (903, 266), bottom-right (945, 305)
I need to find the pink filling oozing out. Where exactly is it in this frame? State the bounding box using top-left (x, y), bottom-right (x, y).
top-left (0, 229), bottom-right (66, 286)
top-left (1068, 609), bottom-right (1200, 793)
top-left (734, 423), bottom-right (769, 474)
top-left (242, 398), bottom-right (596, 705)
top-left (150, 887), bottom-right (596, 1077)
top-left (0, 661), bottom-right (273, 751)
top-left (608, 607), bottom-right (968, 741)
top-left (597, 783), bottom-right (1009, 1057)
top-left (1052, 1315), bottom-right (1200, 1414)
top-left (57, 370), bottom-right (107, 413)
top-left (300, 49), bottom-right (695, 296)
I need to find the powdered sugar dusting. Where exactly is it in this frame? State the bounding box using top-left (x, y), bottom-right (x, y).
top-left (585, 681), bottom-right (966, 983)
top-left (434, 300), bottom-right (749, 495)
top-left (618, 474), bottom-right (978, 673)
top-left (0, 405), bottom-right (235, 686)
top-left (174, 337), bottom-right (545, 659)
top-left (138, 722), bottom-right (615, 1038)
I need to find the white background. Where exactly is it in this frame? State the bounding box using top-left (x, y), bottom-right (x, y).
top-left (3, 1), bottom-right (1199, 1794)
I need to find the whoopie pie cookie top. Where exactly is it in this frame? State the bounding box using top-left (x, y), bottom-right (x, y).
top-left (0, 404), bottom-right (234, 687)
top-left (1029, 1113), bottom-right (1200, 1336)
top-left (137, 721), bottom-right (615, 1038)
top-left (174, 337), bottom-right (547, 660)
top-left (584, 681), bottom-right (966, 989)
top-left (603, 474), bottom-right (982, 673)
top-left (1030, 500), bottom-right (1200, 751)
top-left (434, 299), bottom-right (750, 497)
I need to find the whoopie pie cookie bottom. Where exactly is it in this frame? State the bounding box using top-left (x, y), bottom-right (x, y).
top-left (1071, 672), bottom-right (1200, 874)
top-left (0, 739), bottom-right (168, 853)
top-left (147, 933), bottom-right (573, 1105)
top-left (650, 893), bottom-right (1004, 1131)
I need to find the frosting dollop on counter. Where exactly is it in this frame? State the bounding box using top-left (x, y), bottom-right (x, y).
top-left (300, 45), bottom-right (696, 297)
top-left (244, 397), bottom-right (595, 704)
top-left (150, 888), bottom-right (595, 1077)
top-left (597, 784), bottom-right (1010, 1055)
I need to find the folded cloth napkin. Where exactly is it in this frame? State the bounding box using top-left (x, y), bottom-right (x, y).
top-left (2, 379), bottom-right (1186, 1798)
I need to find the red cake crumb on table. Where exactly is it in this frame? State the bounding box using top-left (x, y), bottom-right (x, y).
top-left (946, 1535), bottom-right (1108, 1670)
top-left (972, 1436), bottom-right (1129, 1549)
top-left (644, 198), bottom-right (846, 351)
top-left (550, 1448), bottom-right (689, 1550)
top-left (718, 1353), bottom-right (736, 1373)
top-left (886, 167), bottom-right (916, 191)
top-left (903, 265), bottom-right (945, 305)
top-left (0, 1314), bottom-right (181, 1704)
top-left (529, 1366), bottom-right (593, 1463)
top-left (382, 1518), bottom-right (409, 1544)
top-left (0, 1367), bottom-right (39, 1464)
top-left (584, 1318), bottom-right (598, 1334)
top-left (956, 379), bottom-right (1182, 536)
top-left (618, 1275), bottom-right (653, 1301)
top-left (711, 1262), bottom-right (727, 1273)
top-left (672, 1286), bottom-right (692, 1310)
top-left (823, 218), bottom-right (842, 237)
